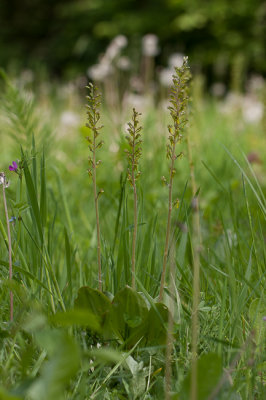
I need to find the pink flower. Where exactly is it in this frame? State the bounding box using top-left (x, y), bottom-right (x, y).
top-left (9, 161), bottom-right (18, 172)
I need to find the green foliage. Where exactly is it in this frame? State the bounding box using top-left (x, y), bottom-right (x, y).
top-left (25, 330), bottom-right (80, 400)
top-left (104, 286), bottom-right (148, 345)
top-left (85, 83), bottom-right (103, 178)
top-left (125, 108), bottom-right (142, 186)
top-left (179, 353), bottom-right (223, 400)
top-left (0, 71), bottom-right (265, 398)
top-left (75, 286), bottom-right (111, 324)
top-left (73, 286), bottom-right (169, 349)
top-left (0, 0), bottom-right (265, 77)
top-left (167, 57), bottom-right (190, 162)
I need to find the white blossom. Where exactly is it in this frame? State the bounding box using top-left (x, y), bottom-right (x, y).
top-left (116, 56), bottom-right (131, 70)
top-left (87, 62), bottom-right (113, 81)
top-left (142, 34), bottom-right (159, 57)
top-left (168, 53), bottom-right (184, 69)
top-left (60, 111), bottom-right (80, 128)
top-left (246, 75), bottom-right (265, 94)
top-left (242, 96), bottom-right (263, 124)
top-left (159, 68), bottom-right (174, 87)
top-left (112, 35), bottom-right (128, 50)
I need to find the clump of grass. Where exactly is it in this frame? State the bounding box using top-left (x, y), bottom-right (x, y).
top-left (159, 57), bottom-right (190, 301)
top-left (86, 83), bottom-right (104, 291)
top-left (125, 108), bottom-right (142, 289)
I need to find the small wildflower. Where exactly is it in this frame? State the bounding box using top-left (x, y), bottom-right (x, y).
top-left (168, 53), bottom-right (184, 69)
top-left (0, 172), bottom-right (9, 188)
top-left (159, 68), bottom-right (175, 88)
top-left (87, 62), bottom-right (113, 82)
top-left (263, 316), bottom-right (266, 321)
top-left (9, 161), bottom-right (18, 172)
top-left (142, 34), bottom-right (159, 57)
top-left (112, 35), bottom-right (128, 50)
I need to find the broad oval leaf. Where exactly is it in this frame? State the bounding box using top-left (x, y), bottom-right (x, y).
top-left (104, 286), bottom-right (148, 344)
top-left (74, 286), bottom-right (111, 318)
top-left (180, 353), bottom-right (222, 400)
top-left (128, 302), bottom-right (169, 347)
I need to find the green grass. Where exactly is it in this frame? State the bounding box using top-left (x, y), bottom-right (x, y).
top-left (0, 75), bottom-right (265, 400)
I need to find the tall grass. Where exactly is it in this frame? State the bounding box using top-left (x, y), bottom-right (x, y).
top-left (0, 65), bottom-right (265, 399)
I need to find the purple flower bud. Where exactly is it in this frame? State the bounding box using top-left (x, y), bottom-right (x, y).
top-left (263, 316), bottom-right (266, 321)
top-left (9, 161), bottom-right (18, 172)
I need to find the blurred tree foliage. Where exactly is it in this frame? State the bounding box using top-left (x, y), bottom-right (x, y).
top-left (0, 0), bottom-right (265, 78)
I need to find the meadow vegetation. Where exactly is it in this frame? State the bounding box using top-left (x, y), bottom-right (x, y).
top-left (0, 53), bottom-right (265, 400)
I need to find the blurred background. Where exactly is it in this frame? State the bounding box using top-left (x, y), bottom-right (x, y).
top-left (1, 0), bottom-right (265, 87)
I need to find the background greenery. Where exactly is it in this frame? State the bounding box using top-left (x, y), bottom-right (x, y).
top-left (0, 1), bottom-right (265, 398)
top-left (0, 70), bottom-right (265, 398)
top-left (1, 0), bottom-right (265, 79)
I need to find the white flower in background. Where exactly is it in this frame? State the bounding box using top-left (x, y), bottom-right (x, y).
top-left (142, 34), bottom-right (159, 57)
top-left (113, 34), bottom-right (128, 50)
top-left (159, 68), bottom-right (174, 87)
top-left (0, 172), bottom-right (5, 185)
top-left (130, 76), bottom-right (144, 92)
top-left (124, 93), bottom-right (150, 110)
top-left (105, 44), bottom-right (120, 62)
top-left (159, 55), bottom-right (187, 87)
top-left (219, 92), bottom-right (243, 115)
top-left (116, 56), bottom-right (131, 71)
top-left (87, 62), bottom-right (112, 81)
top-left (242, 96), bottom-right (263, 124)
top-left (104, 35), bottom-right (128, 63)
top-left (246, 75), bottom-right (265, 94)
top-left (211, 82), bottom-right (226, 97)
top-left (168, 53), bottom-right (184, 69)
top-left (219, 92), bottom-right (264, 124)
top-left (60, 111), bottom-right (80, 128)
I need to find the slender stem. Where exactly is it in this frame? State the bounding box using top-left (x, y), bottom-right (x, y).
top-left (159, 141), bottom-right (176, 301)
top-left (190, 241), bottom-right (200, 400)
top-left (2, 182), bottom-right (13, 321)
top-left (125, 108), bottom-right (142, 289)
top-left (164, 243), bottom-right (175, 400)
top-left (131, 158), bottom-right (137, 290)
top-left (93, 133), bottom-right (102, 292)
top-left (13, 175), bottom-right (23, 258)
top-left (86, 84), bottom-right (103, 292)
top-left (187, 134), bottom-right (201, 400)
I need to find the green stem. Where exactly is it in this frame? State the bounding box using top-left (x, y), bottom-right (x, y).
top-left (159, 141), bottom-right (176, 301)
top-left (2, 180), bottom-right (13, 321)
top-left (93, 132), bottom-right (102, 292)
top-left (187, 133), bottom-right (201, 400)
top-left (131, 162), bottom-right (137, 290)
